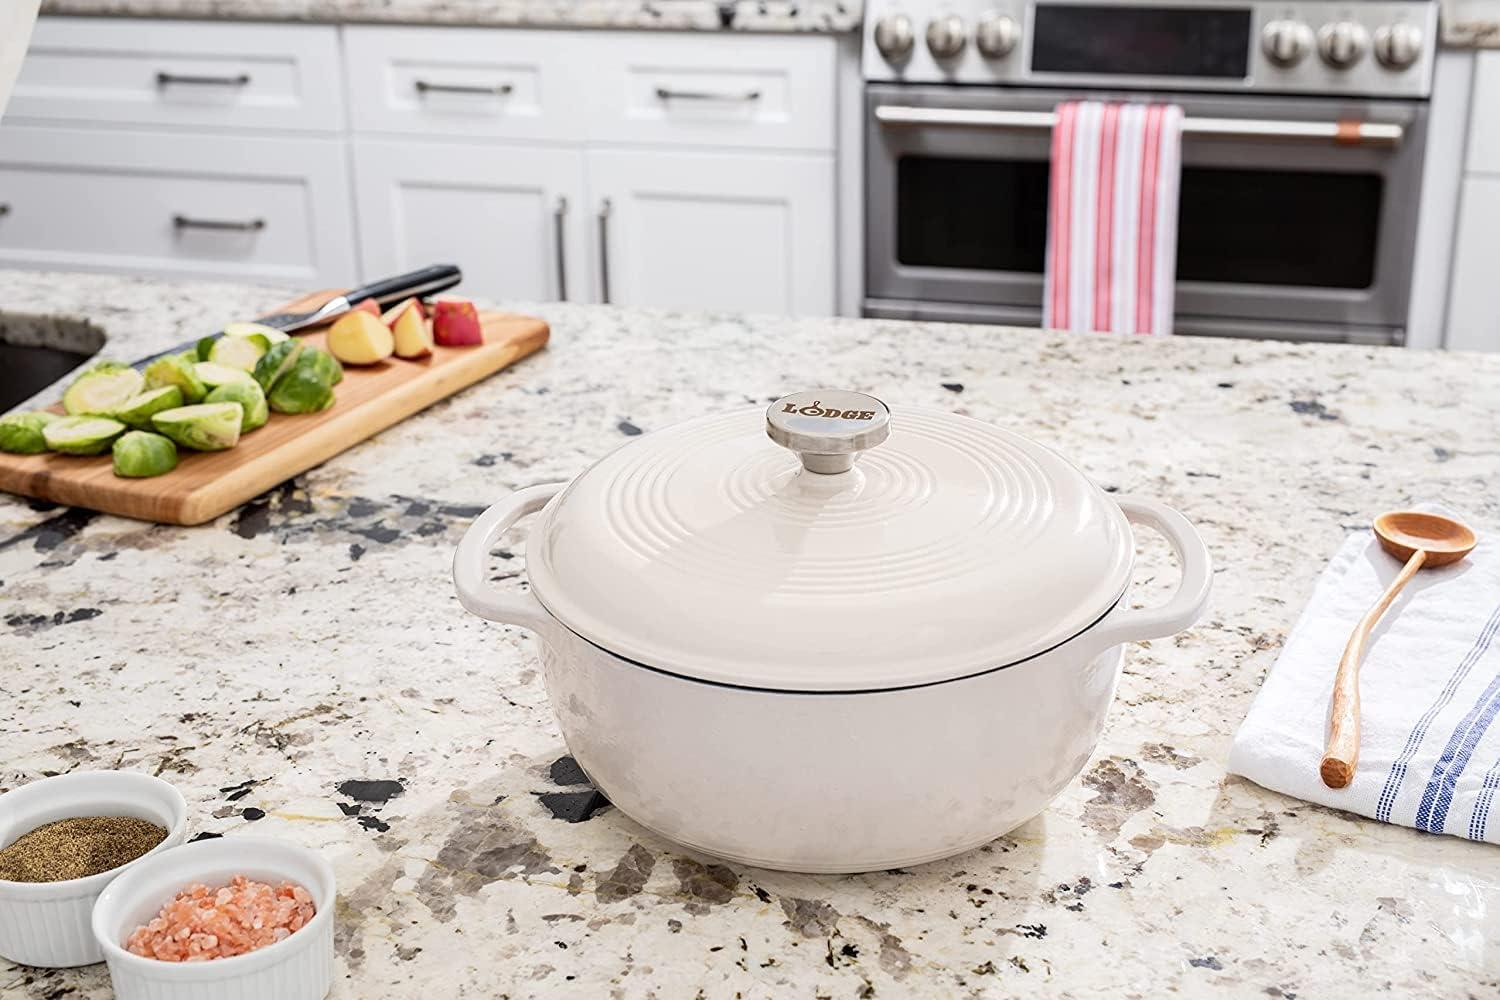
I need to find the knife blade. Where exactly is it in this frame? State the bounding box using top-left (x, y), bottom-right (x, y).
top-left (131, 264), bottom-right (463, 370)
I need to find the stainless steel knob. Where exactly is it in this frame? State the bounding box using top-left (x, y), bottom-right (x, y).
top-left (1318, 21), bottom-right (1369, 69)
top-left (1374, 23), bottom-right (1423, 70)
top-left (975, 14), bottom-right (1019, 58)
top-left (873, 14), bottom-right (915, 61)
top-left (767, 390), bottom-right (891, 475)
top-left (926, 15), bottom-right (968, 60)
top-left (1261, 19), bottom-right (1315, 67)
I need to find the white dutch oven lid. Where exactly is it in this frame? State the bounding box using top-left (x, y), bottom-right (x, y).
top-left (526, 389), bottom-right (1134, 692)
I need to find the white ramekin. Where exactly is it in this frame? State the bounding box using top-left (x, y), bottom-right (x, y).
top-left (0, 771), bottom-right (189, 968)
top-left (91, 836), bottom-right (336, 1000)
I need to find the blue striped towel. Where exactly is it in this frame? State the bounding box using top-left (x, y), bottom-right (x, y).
top-left (1230, 506), bottom-right (1500, 844)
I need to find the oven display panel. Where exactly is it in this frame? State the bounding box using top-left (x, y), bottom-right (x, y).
top-left (1031, 5), bottom-right (1253, 78)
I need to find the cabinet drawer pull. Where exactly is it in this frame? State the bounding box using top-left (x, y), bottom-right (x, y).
top-left (597, 199), bottom-right (612, 306)
top-left (0, 204), bottom-right (9, 218)
top-left (414, 80), bottom-right (514, 96)
top-left (172, 214), bottom-right (266, 233)
top-left (655, 86), bottom-right (762, 102)
top-left (156, 71), bottom-right (251, 87)
top-left (553, 196), bottom-right (569, 303)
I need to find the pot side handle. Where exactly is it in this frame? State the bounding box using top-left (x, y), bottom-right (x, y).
top-left (1084, 495), bottom-right (1213, 650)
top-left (453, 482), bottom-right (568, 636)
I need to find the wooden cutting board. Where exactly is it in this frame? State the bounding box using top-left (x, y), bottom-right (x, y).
top-left (0, 289), bottom-right (549, 525)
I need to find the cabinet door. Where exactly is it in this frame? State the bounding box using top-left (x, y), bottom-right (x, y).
top-left (1446, 176), bottom-right (1500, 351)
top-left (585, 149), bottom-right (835, 315)
top-left (352, 140), bottom-right (587, 303)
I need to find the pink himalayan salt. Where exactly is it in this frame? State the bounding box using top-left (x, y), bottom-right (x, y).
top-left (125, 875), bottom-right (316, 962)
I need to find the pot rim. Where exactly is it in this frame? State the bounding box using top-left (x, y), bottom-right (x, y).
top-left (530, 587), bottom-right (1127, 695)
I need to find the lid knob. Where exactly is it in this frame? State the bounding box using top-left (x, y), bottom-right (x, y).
top-left (766, 390), bottom-right (892, 474)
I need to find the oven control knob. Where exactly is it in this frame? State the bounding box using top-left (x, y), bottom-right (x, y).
top-left (976, 14), bottom-right (1020, 58)
top-left (1318, 21), bottom-right (1370, 68)
top-left (873, 14), bottom-right (916, 61)
top-left (926, 15), bottom-right (968, 60)
top-left (1261, 20), bottom-right (1314, 67)
top-left (1374, 23), bottom-right (1423, 70)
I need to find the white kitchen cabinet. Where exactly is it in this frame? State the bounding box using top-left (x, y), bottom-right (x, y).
top-left (352, 139), bottom-right (587, 303)
top-left (0, 125), bottom-right (356, 286)
top-left (575, 33), bottom-right (836, 152)
top-left (586, 149), bottom-right (835, 315)
top-left (343, 26), bottom-right (580, 142)
top-left (7, 18), bottom-right (344, 133)
top-left (1445, 176), bottom-right (1500, 352)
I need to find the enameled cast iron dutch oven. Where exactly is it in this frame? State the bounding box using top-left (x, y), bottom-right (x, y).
top-left (453, 390), bottom-right (1212, 873)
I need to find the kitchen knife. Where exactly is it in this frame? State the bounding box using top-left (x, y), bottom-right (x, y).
top-left (131, 264), bottom-right (463, 369)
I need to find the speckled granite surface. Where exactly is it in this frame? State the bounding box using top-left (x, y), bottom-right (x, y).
top-left (37, 0), bottom-right (861, 33)
top-left (1443, 0), bottom-right (1500, 48)
top-left (3, 269), bottom-right (1500, 998)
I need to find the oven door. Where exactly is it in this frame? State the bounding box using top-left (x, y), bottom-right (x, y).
top-left (865, 84), bottom-right (1427, 342)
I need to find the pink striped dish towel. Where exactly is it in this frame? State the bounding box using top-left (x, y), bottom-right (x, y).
top-left (1042, 101), bottom-right (1184, 336)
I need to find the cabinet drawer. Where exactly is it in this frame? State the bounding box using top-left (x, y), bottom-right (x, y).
top-left (577, 34), bottom-right (836, 152)
top-left (8, 18), bottom-right (344, 132)
top-left (0, 126), bottom-right (356, 287)
top-left (344, 26), bottom-right (579, 141)
top-left (1468, 52), bottom-right (1500, 174)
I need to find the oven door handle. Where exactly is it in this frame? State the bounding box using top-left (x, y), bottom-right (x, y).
top-left (873, 105), bottom-right (1405, 148)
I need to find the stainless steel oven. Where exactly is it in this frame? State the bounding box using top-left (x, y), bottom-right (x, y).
top-left (860, 0), bottom-right (1439, 344)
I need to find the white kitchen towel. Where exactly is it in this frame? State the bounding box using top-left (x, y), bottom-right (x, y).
top-left (1042, 101), bottom-right (1183, 336)
top-left (1229, 505), bottom-right (1500, 844)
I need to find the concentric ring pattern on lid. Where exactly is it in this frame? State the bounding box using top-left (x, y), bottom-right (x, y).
top-left (526, 392), bottom-right (1134, 692)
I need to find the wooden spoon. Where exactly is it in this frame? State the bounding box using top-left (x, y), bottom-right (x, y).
top-left (1321, 511), bottom-right (1478, 789)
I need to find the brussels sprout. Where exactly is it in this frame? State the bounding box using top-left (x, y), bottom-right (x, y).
top-left (151, 403), bottom-right (243, 451)
top-left (112, 431), bottom-right (177, 478)
top-left (300, 345), bottom-right (343, 386)
top-left (222, 322), bottom-right (289, 351)
top-left (112, 386), bottom-right (184, 429)
top-left (253, 341), bottom-right (303, 394)
top-left (143, 354), bottom-right (208, 405)
top-left (194, 362), bottom-right (254, 389)
top-left (42, 415), bottom-right (126, 455)
top-left (0, 411), bottom-right (58, 454)
top-left (61, 361), bottom-right (144, 416)
top-left (267, 350), bottom-right (335, 414)
top-left (208, 335), bottom-right (267, 373)
top-left (205, 379), bottom-right (269, 432)
top-left (195, 336), bottom-right (218, 362)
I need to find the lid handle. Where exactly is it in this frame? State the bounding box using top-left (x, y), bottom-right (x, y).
top-left (766, 390), bottom-right (892, 474)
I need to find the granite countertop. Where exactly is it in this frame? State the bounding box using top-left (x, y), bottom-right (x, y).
top-left (4, 270), bottom-right (1500, 998)
top-left (1443, 0), bottom-right (1500, 48)
top-left (36, 0), bottom-right (861, 34)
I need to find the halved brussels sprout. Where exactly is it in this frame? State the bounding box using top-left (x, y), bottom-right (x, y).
top-left (205, 379), bottom-right (269, 432)
top-left (113, 386), bottom-right (184, 429)
top-left (300, 345), bottom-right (343, 387)
top-left (143, 354), bottom-right (208, 405)
top-left (0, 411), bottom-right (58, 454)
top-left (61, 361), bottom-right (145, 416)
top-left (267, 350), bottom-right (335, 415)
top-left (253, 341), bottom-right (303, 394)
top-left (208, 335), bottom-right (267, 373)
top-left (112, 431), bottom-right (178, 478)
top-left (151, 403), bottom-right (243, 451)
top-left (194, 362), bottom-right (254, 389)
top-left (222, 322), bottom-right (290, 349)
top-left (43, 415), bottom-right (126, 455)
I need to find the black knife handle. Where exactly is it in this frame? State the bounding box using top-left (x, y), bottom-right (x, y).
top-left (343, 264), bottom-right (462, 308)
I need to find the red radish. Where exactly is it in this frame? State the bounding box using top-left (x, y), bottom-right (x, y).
top-left (432, 299), bottom-right (483, 346)
top-left (381, 296), bottom-right (425, 327)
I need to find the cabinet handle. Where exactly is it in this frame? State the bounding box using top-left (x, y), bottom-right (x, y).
top-left (553, 196), bottom-right (568, 303)
top-left (0, 204), bottom-right (9, 218)
top-left (414, 80), bottom-right (514, 96)
top-left (655, 86), bottom-right (762, 102)
top-left (597, 199), bottom-right (612, 306)
top-left (156, 71), bottom-right (250, 87)
top-left (173, 214), bottom-right (266, 233)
